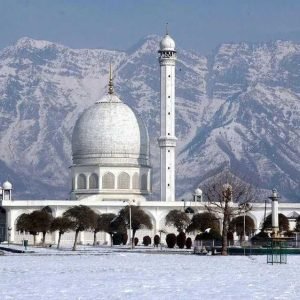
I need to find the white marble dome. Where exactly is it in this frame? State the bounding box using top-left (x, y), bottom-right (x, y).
top-left (194, 188), bottom-right (202, 196)
top-left (160, 34), bottom-right (176, 51)
top-left (2, 181), bottom-right (12, 190)
top-left (72, 94), bottom-right (150, 166)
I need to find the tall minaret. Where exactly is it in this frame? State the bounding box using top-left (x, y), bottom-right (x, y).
top-left (158, 30), bottom-right (177, 202)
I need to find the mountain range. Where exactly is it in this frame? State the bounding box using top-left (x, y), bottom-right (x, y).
top-left (0, 35), bottom-right (299, 201)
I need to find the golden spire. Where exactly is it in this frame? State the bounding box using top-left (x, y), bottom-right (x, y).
top-left (108, 63), bottom-right (114, 95)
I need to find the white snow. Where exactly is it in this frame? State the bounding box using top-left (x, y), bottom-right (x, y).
top-left (0, 246), bottom-right (299, 299)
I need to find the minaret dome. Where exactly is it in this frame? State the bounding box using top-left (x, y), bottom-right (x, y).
top-left (159, 34), bottom-right (176, 51)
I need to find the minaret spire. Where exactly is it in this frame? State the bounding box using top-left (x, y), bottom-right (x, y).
top-left (108, 63), bottom-right (114, 95)
top-left (158, 31), bottom-right (177, 202)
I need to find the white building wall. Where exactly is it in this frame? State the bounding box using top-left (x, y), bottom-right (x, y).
top-left (2, 198), bottom-right (300, 245)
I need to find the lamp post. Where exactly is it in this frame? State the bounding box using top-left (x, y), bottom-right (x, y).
top-left (159, 229), bottom-right (166, 251)
top-left (7, 226), bottom-right (12, 247)
top-left (239, 203), bottom-right (251, 256)
top-left (123, 199), bottom-right (135, 249)
top-left (242, 204), bottom-right (251, 241)
top-left (182, 198), bottom-right (186, 211)
top-left (268, 188), bottom-right (280, 237)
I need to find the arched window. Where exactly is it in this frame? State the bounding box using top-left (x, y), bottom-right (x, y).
top-left (141, 174), bottom-right (148, 190)
top-left (102, 172), bottom-right (115, 189)
top-left (89, 173), bottom-right (99, 189)
top-left (77, 174), bottom-right (87, 189)
top-left (118, 172), bottom-right (130, 189)
top-left (132, 173), bottom-right (139, 189)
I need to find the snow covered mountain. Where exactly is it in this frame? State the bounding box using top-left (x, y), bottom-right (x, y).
top-left (0, 36), bottom-right (299, 201)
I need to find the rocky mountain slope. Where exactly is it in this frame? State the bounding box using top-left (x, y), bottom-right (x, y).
top-left (0, 36), bottom-right (299, 201)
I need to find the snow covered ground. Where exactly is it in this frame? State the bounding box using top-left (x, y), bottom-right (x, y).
top-left (0, 246), bottom-right (299, 299)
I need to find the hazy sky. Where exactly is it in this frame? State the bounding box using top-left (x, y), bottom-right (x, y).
top-left (1, 0), bottom-right (300, 54)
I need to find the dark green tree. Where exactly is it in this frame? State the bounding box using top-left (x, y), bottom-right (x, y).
top-left (195, 229), bottom-right (222, 241)
top-left (63, 205), bottom-right (97, 251)
top-left (51, 216), bottom-right (74, 249)
top-left (262, 213), bottom-right (289, 232)
top-left (16, 209), bottom-right (53, 246)
top-left (165, 209), bottom-right (190, 232)
top-left (91, 213), bottom-right (102, 246)
top-left (229, 215), bottom-right (255, 241)
top-left (16, 213), bottom-right (38, 245)
top-left (186, 212), bottom-right (220, 233)
top-left (116, 206), bottom-right (152, 247)
top-left (16, 213), bottom-right (30, 232)
top-left (97, 213), bottom-right (120, 246)
top-left (295, 216), bottom-right (300, 232)
top-left (34, 208), bottom-right (53, 246)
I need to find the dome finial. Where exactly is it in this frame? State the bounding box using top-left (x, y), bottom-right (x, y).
top-left (166, 22), bottom-right (168, 35)
top-left (108, 63), bottom-right (114, 95)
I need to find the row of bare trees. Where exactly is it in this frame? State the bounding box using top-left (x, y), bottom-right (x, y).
top-left (16, 205), bottom-right (153, 251)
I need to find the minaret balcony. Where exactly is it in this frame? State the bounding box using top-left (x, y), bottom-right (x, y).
top-left (158, 136), bottom-right (177, 147)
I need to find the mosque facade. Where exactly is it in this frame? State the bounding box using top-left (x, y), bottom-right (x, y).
top-left (0, 34), bottom-right (299, 245)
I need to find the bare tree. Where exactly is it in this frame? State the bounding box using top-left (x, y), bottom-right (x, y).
top-left (63, 205), bottom-right (97, 251)
top-left (202, 171), bottom-right (255, 255)
top-left (51, 216), bottom-right (74, 249)
top-left (165, 209), bottom-right (191, 232)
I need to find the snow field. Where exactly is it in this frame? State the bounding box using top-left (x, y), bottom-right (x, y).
top-left (0, 252), bottom-right (299, 300)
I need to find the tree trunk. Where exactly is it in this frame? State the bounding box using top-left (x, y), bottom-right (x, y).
top-left (132, 230), bottom-right (137, 248)
top-left (72, 230), bottom-right (79, 251)
top-left (110, 233), bottom-right (113, 247)
top-left (57, 232), bottom-right (62, 249)
top-left (33, 234), bottom-right (36, 246)
top-left (222, 216), bottom-right (228, 255)
top-left (42, 232), bottom-right (46, 246)
top-left (93, 231), bottom-right (97, 246)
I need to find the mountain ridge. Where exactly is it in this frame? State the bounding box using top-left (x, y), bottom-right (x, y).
top-left (0, 36), bottom-right (299, 201)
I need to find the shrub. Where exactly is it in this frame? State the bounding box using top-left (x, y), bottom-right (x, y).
top-left (134, 237), bottom-right (139, 246)
top-left (122, 232), bottom-right (128, 245)
top-left (113, 232), bottom-right (128, 245)
top-left (186, 237), bottom-right (192, 249)
top-left (166, 233), bottom-right (176, 248)
top-left (251, 231), bottom-right (270, 245)
top-left (176, 232), bottom-right (186, 249)
top-left (154, 234), bottom-right (160, 247)
top-left (113, 232), bottom-right (122, 245)
top-left (143, 236), bottom-right (151, 246)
